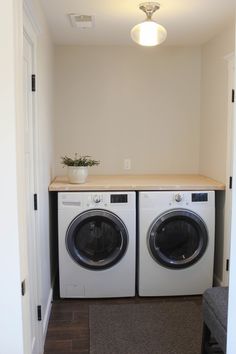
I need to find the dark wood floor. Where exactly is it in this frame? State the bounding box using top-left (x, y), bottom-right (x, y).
top-left (43, 293), bottom-right (202, 354)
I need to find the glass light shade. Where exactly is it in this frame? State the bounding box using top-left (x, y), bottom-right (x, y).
top-left (131, 20), bottom-right (167, 46)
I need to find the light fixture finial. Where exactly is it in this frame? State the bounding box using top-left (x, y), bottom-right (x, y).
top-left (139, 2), bottom-right (160, 19)
top-left (131, 2), bottom-right (167, 47)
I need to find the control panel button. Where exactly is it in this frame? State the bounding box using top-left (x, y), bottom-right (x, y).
top-left (174, 193), bottom-right (183, 202)
top-left (93, 195), bottom-right (101, 204)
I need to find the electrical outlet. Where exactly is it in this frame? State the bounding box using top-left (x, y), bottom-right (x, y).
top-left (124, 158), bottom-right (131, 170)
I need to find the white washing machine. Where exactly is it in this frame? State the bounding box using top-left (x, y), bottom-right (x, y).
top-left (58, 191), bottom-right (136, 298)
top-left (138, 191), bottom-right (215, 296)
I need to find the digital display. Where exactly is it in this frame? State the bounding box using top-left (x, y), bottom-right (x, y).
top-left (192, 193), bottom-right (208, 202)
top-left (110, 194), bottom-right (128, 203)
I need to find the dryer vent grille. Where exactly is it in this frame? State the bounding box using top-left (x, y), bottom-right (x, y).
top-left (68, 13), bottom-right (94, 29)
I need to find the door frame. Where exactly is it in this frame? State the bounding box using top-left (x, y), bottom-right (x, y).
top-left (22, 6), bottom-right (43, 354)
top-left (222, 52), bottom-right (235, 286)
top-left (227, 47), bottom-right (236, 354)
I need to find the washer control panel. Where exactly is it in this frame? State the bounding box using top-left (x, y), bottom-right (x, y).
top-left (87, 193), bottom-right (130, 208)
top-left (58, 191), bottom-right (135, 211)
top-left (89, 193), bottom-right (129, 206)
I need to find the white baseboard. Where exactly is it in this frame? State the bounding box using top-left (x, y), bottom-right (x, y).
top-left (42, 287), bottom-right (53, 343)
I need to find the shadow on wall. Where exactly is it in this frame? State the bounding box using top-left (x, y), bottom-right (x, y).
top-left (214, 191), bottom-right (226, 285)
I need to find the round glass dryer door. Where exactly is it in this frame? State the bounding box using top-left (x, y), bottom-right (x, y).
top-left (66, 209), bottom-right (128, 270)
top-left (148, 210), bottom-right (208, 269)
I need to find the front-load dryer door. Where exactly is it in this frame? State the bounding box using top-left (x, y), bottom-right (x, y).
top-left (66, 209), bottom-right (128, 270)
top-left (148, 209), bottom-right (208, 269)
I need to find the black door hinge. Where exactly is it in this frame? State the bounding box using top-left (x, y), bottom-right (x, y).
top-left (31, 74), bottom-right (36, 92)
top-left (21, 280), bottom-right (26, 296)
top-left (232, 89), bottom-right (234, 103)
top-left (34, 194), bottom-right (38, 211)
top-left (37, 305), bottom-right (42, 321)
top-left (226, 259), bottom-right (230, 272)
top-left (229, 176), bottom-right (233, 189)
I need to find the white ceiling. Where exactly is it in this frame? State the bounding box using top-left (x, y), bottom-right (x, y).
top-left (40, 0), bottom-right (235, 46)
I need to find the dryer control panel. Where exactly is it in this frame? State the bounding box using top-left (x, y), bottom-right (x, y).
top-left (140, 191), bottom-right (214, 209)
top-left (172, 192), bottom-right (210, 206)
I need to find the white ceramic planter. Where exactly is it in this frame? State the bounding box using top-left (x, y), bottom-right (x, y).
top-left (67, 166), bottom-right (88, 184)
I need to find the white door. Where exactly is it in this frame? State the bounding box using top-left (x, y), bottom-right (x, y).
top-left (22, 28), bottom-right (42, 354)
top-left (223, 54), bottom-right (235, 286)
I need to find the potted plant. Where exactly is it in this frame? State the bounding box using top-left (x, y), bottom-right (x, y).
top-left (61, 154), bottom-right (100, 184)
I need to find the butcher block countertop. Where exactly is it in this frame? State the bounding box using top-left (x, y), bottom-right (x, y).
top-left (49, 175), bottom-right (225, 191)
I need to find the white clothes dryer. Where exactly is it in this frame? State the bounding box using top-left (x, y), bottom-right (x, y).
top-left (138, 191), bottom-right (215, 296)
top-left (58, 191), bottom-right (136, 298)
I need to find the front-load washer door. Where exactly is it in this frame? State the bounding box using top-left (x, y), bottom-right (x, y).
top-left (148, 209), bottom-right (208, 269)
top-left (66, 209), bottom-right (128, 270)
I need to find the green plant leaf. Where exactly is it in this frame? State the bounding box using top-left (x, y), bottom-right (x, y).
top-left (61, 154), bottom-right (100, 167)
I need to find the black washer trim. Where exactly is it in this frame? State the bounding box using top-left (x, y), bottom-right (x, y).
top-left (66, 209), bottom-right (128, 270)
top-left (148, 209), bottom-right (208, 269)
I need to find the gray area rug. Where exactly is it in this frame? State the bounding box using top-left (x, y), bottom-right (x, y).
top-left (89, 300), bottom-right (202, 354)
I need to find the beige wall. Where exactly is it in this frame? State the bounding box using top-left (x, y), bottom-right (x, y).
top-left (199, 23), bottom-right (235, 286)
top-left (199, 23), bottom-right (235, 183)
top-left (53, 26), bottom-right (235, 287)
top-left (54, 46), bottom-right (201, 175)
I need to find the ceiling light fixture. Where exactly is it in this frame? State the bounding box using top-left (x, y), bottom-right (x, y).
top-left (131, 2), bottom-right (167, 47)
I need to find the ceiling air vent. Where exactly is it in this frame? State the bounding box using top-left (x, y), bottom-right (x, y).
top-left (68, 13), bottom-right (94, 29)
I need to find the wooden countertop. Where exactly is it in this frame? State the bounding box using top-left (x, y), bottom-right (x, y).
top-left (49, 175), bottom-right (225, 191)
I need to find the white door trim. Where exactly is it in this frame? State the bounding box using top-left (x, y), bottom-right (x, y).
top-left (23, 0), bottom-right (41, 35)
top-left (222, 52), bottom-right (235, 286)
top-left (23, 9), bottom-right (43, 354)
top-left (227, 48), bottom-right (236, 354)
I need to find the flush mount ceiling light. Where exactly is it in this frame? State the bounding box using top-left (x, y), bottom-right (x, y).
top-left (131, 2), bottom-right (167, 47)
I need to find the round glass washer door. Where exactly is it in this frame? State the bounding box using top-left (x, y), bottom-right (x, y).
top-left (66, 209), bottom-right (128, 270)
top-left (148, 209), bottom-right (208, 269)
